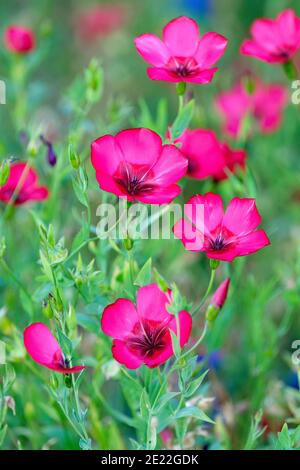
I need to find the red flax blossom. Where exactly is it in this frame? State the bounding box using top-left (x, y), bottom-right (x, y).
top-left (173, 193), bottom-right (270, 262)
top-left (101, 284), bottom-right (192, 369)
top-left (4, 25), bottom-right (36, 54)
top-left (216, 80), bottom-right (287, 138)
top-left (0, 162), bottom-right (48, 205)
top-left (173, 129), bottom-right (246, 181)
top-left (24, 323), bottom-right (86, 374)
top-left (91, 128), bottom-right (187, 204)
top-left (134, 16), bottom-right (228, 83)
top-left (240, 9), bottom-right (300, 64)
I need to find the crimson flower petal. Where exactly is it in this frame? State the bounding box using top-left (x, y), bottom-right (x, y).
top-left (134, 33), bottom-right (170, 66)
top-left (163, 16), bottom-right (199, 56)
top-left (101, 299), bottom-right (139, 340)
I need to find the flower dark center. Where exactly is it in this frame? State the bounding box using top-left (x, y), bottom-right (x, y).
top-left (114, 163), bottom-right (155, 196)
top-left (211, 234), bottom-right (226, 251)
top-left (168, 56), bottom-right (199, 78)
top-left (126, 321), bottom-right (168, 358)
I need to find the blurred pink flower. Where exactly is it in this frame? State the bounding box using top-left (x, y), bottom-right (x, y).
top-left (160, 428), bottom-right (173, 447)
top-left (240, 9), bottom-right (300, 64)
top-left (0, 162), bottom-right (48, 205)
top-left (24, 323), bottom-right (86, 374)
top-left (173, 193), bottom-right (270, 262)
top-left (173, 129), bottom-right (246, 180)
top-left (101, 284), bottom-right (192, 369)
top-left (91, 128), bottom-right (187, 204)
top-left (4, 25), bottom-right (35, 54)
top-left (134, 16), bottom-right (228, 83)
top-left (75, 4), bottom-right (126, 42)
top-left (216, 81), bottom-right (287, 138)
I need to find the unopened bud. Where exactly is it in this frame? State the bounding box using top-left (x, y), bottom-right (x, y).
top-left (206, 278), bottom-right (230, 322)
top-left (42, 300), bottom-right (54, 319)
top-left (124, 236), bottom-right (133, 251)
top-left (64, 374), bottom-right (72, 388)
top-left (211, 278), bottom-right (230, 309)
top-left (69, 144), bottom-right (80, 170)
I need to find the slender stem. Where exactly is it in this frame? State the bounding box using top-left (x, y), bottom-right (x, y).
top-left (180, 321), bottom-right (209, 361)
top-left (71, 374), bottom-right (90, 443)
top-left (151, 321), bottom-right (209, 412)
top-left (191, 268), bottom-right (216, 316)
top-left (157, 367), bottom-right (163, 386)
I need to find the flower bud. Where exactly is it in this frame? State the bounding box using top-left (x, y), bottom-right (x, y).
top-left (42, 299), bottom-right (54, 319)
top-left (64, 374), bottom-right (72, 388)
top-left (40, 135), bottom-right (57, 167)
top-left (206, 278), bottom-right (230, 323)
top-left (69, 144), bottom-right (81, 170)
top-left (124, 236), bottom-right (133, 251)
top-left (211, 278), bottom-right (230, 309)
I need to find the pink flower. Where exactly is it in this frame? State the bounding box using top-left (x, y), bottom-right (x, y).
top-left (211, 278), bottom-right (230, 309)
top-left (74, 5), bottom-right (126, 42)
top-left (173, 193), bottom-right (270, 262)
top-left (91, 128), bottom-right (187, 204)
top-left (23, 323), bottom-right (86, 374)
top-left (134, 16), bottom-right (228, 83)
top-left (173, 129), bottom-right (246, 181)
top-left (4, 25), bottom-right (35, 54)
top-left (101, 284), bottom-right (192, 369)
top-left (0, 162), bottom-right (49, 205)
top-left (216, 81), bottom-right (287, 138)
top-left (240, 9), bottom-right (300, 64)
top-left (160, 428), bottom-right (173, 447)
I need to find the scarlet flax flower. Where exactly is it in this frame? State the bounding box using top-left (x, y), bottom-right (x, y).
top-left (0, 162), bottom-right (48, 205)
top-left (240, 9), bottom-right (300, 64)
top-left (91, 128), bottom-right (187, 204)
top-left (173, 129), bottom-right (246, 180)
top-left (101, 284), bottom-right (192, 369)
top-left (24, 323), bottom-right (86, 374)
top-left (173, 193), bottom-right (270, 262)
top-left (216, 80), bottom-right (287, 138)
top-left (4, 25), bottom-right (36, 54)
top-left (134, 16), bottom-right (228, 83)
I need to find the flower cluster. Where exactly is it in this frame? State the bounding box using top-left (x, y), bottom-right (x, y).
top-left (5, 8), bottom-right (298, 453)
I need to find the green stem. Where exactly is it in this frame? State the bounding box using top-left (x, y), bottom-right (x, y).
top-left (180, 321), bottom-right (208, 361)
top-left (191, 267), bottom-right (216, 316)
top-left (71, 374), bottom-right (90, 445)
